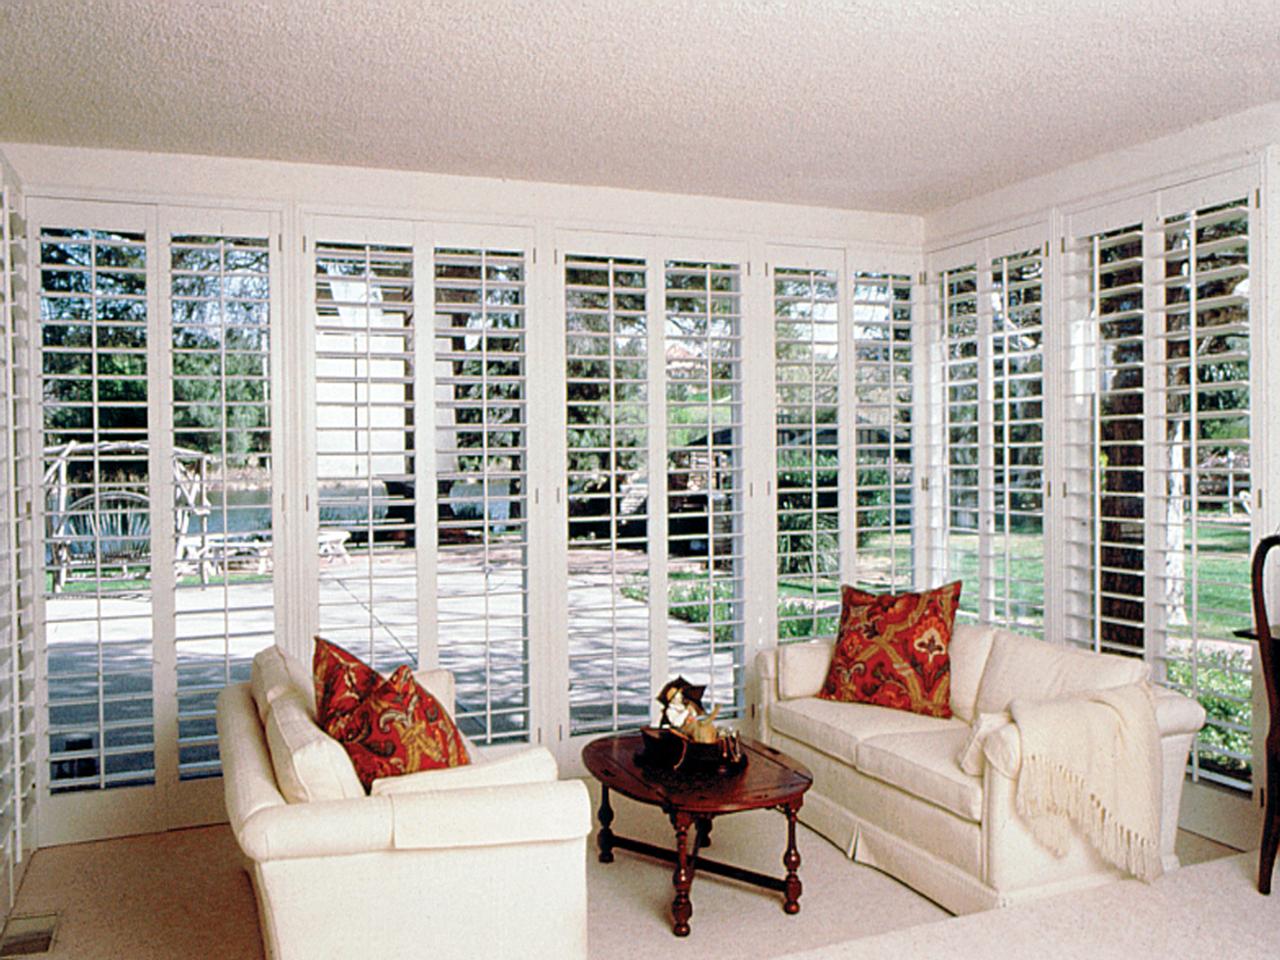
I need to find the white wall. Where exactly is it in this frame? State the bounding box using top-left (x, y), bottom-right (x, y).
top-left (0, 143), bottom-right (922, 252)
top-left (924, 101), bottom-right (1280, 249)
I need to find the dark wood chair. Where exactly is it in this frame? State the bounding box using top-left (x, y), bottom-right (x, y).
top-left (1249, 534), bottom-right (1280, 894)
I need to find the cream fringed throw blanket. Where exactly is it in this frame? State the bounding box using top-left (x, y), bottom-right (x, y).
top-left (1009, 682), bottom-right (1163, 882)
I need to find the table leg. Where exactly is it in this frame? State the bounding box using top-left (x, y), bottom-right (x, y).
top-left (597, 786), bottom-right (615, 864)
top-left (671, 813), bottom-right (694, 937)
top-left (782, 802), bottom-right (802, 915)
top-left (1260, 735), bottom-right (1279, 894)
top-left (696, 816), bottom-right (712, 851)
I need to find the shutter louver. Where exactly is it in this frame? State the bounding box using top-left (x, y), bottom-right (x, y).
top-left (434, 247), bottom-right (530, 744)
top-left (774, 267), bottom-right (840, 643)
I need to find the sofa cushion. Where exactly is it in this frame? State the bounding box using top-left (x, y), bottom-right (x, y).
top-left (778, 641), bottom-right (835, 700)
top-left (819, 582), bottom-right (961, 718)
top-left (327, 665), bottom-right (471, 790)
top-left (948, 624), bottom-right (996, 723)
top-left (857, 727), bottom-right (983, 822)
top-left (250, 645), bottom-right (294, 723)
top-left (371, 744), bottom-right (557, 796)
top-left (313, 636), bottom-right (379, 727)
top-left (263, 690), bottom-right (364, 803)
top-left (770, 696), bottom-right (963, 766)
top-left (974, 629), bottom-right (1148, 715)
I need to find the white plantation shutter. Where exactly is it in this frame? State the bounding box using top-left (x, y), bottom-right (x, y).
top-left (773, 266), bottom-right (840, 643)
top-left (990, 248), bottom-right (1046, 634)
top-left (312, 239), bottom-right (420, 674)
top-left (39, 221), bottom-right (155, 792)
top-left (664, 260), bottom-right (744, 717)
top-left (169, 230), bottom-right (274, 779)
top-left (0, 173), bottom-right (36, 900)
top-left (564, 253), bottom-right (651, 735)
top-left (433, 246), bottom-right (530, 744)
top-left (1063, 182), bottom-right (1257, 792)
top-left (850, 272), bottom-right (915, 592)
top-left (940, 264), bottom-right (982, 622)
top-left (1063, 223), bottom-right (1148, 657)
top-left (1152, 198), bottom-right (1254, 788)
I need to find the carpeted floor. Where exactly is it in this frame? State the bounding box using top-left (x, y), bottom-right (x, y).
top-left (2, 802), bottom-right (1254, 959)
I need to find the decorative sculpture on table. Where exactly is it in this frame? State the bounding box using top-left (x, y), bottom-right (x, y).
top-left (640, 676), bottom-right (745, 773)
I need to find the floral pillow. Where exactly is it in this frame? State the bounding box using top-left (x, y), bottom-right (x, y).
top-left (325, 664), bottom-right (471, 790)
top-left (818, 582), bottom-right (962, 718)
top-left (313, 636), bottom-right (378, 728)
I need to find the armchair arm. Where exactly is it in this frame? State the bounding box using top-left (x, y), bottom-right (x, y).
top-left (1152, 686), bottom-right (1206, 737)
top-left (238, 778), bottom-right (590, 863)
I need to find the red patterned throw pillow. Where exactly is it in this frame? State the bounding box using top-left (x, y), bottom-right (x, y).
top-left (313, 636), bottom-right (379, 728)
top-left (325, 665), bottom-right (471, 790)
top-left (818, 582), bottom-right (962, 718)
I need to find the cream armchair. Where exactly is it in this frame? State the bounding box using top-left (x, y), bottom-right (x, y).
top-left (216, 659), bottom-right (591, 960)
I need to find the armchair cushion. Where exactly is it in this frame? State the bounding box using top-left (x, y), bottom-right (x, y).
top-left (264, 690), bottom-right (364, 803)
top-left (371, 745), bottom-right (556, 796)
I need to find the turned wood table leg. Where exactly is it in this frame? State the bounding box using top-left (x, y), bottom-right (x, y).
top-left (671, 813), bottom-right (694, 936)
top-left (597, 786), bottom-right (615, 864)
top-left (782, 802), bottom-right (803, 915)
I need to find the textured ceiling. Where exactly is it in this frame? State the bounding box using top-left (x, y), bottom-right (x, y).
top-left (2, 0), bottom-right (1279, 214)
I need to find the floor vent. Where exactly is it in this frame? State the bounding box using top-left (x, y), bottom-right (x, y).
top-left (0, 914), bottom-right (57, 956)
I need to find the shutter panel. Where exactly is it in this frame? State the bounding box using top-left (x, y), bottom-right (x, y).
top-left (941, 264), bottom-right (982, 623)
top-left (564, 254), bottom-right (651, 734)
top-left (774, 266), bottom-right (840, 642)
top-left (1153, 198), bottom-right (1253, 789)
top-left (665, 260), bottom-right (744, 716)
top-left (990, 248), bottom-right (1046, 635)
top-left (39, 224), bottom-right (154, 791)
top-left (312, 240), bottom-right (419, 673)
top-left (433, 246), bottom-right (530, 744)
top-left (169, 232), bottom-right (273, 779)
top-left (1063, 223), bottom-right (1147, 656)
top-left (851, 272), bottom-right (915, 592)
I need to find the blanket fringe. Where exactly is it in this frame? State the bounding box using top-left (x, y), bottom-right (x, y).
top-left (1016, 754), bottom-right (1163, 883)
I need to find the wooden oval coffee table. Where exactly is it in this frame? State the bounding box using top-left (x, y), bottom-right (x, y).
top-left (582, 732), bottom-right (812, 937)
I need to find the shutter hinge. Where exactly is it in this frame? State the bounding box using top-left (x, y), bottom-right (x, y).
top-left (921, 476), bottom-right (930, 492)
top-left (554, 249), bottom-right (559, 265)
top-left (764, 262), bottom-right (770, 277)
top-left (278, 234), bottom-right (283, 252)
top-left (302, 236), bottom-right (308, 253)
top-left (918, 271), bottom-right (927, 285)
top-left (1060, 237), bottom-right (1067, 254)
top-left (1259, 489), bottom-right (1264, 511)
top-left (1256, 188), bottom-right (1262, 207)
top-left (559, 724), bottom-right (564, 742)
top-left (532, 247), bottom-right (537, 265)
top-left (1045, 480), bottom-right (1051, 497)
top-left (746, 261), bottom-right (752, 277)
top-left (1043, 241), bottom-right (1049, 257)
top-left (536, 727), bottom-right (543, 744)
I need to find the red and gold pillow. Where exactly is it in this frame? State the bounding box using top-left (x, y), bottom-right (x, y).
top-left (313, 636), bottom-right (378, 728)
top-left (818, 582), bottom-right (962, 718)
top-left (325, 665), bottom-right (471, 790)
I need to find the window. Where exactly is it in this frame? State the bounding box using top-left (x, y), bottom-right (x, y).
top-left (940, 264), bottom-right (981, 622)
top-left (774, 266), bottom-right (840, 642)
top-left (564, 254), bottom-right (651, 735)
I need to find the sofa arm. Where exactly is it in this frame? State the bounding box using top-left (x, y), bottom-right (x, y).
top-left (1152, 686), bottom-right (1206, 737)
top-left (238, 778), bottom-right (590, 863)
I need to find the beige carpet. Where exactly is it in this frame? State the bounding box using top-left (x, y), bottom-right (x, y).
top-left (2, 807), bottom-right (1255, 960)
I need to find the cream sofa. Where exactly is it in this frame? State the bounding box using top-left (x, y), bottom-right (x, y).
top-left (216, 646), bottom-right (591, 960)
top-left (753, 624), bottom-right (1206, 914)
